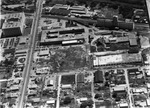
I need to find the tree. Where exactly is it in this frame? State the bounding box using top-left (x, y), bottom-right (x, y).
top-left (66, 1), bottom-right (74, 6)
top-left (112, 92), bottom-right (117, 98)
top-left (80, 100), bottom-right (93, 108)
top-left (94, 94), bottom-right (102, 99)
top-left (25, 0), bottom-right (33, 5)
top-left (90, 1), bottom-right (97, 9)
top-left (63, 97), bottom-right (72, 104)
top-left (104, 81), bottom-right (109, 87)
top-left (3, 58), bottom-right (14, 66)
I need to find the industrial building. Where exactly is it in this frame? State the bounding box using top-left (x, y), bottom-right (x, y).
top-left (40, 27), bottom-right (86, 46)
top-left (50, 8), bottom-right (70, 16)
top-left (105, 33), bottom-right (138, 47)
top-left (96, 16), bottom-right (134, 31)
top-left (93, 53), bottom-right (142, 66)
top-left (2, 13), bottom-right (25, 37)
top-left (53, 4), bottom-right (69, 10)
top-left (48, 4), bottom-right (88, 16)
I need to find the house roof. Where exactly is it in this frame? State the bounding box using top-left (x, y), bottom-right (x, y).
top-left (113, 86), bottom-right (126, 92)
top-left (47, 100), bottom-right (55, 104)
top-left (77, 73), bottom-right (84, 83)
top-left (129, 38), bottom-right (137, 46)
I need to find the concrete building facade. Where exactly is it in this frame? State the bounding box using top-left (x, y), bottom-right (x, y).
top-left (2, 13), bottom-right (25, 37)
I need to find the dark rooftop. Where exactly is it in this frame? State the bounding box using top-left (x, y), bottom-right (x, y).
top-left (50, 8), bottom-right (70, 16)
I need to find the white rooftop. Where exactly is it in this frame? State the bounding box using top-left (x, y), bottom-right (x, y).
top-left (119, 102), bottom-right (128, 107)
top-left (38, 49), bottom-right (49, 56)
top-left (61, 84), bottom-right (72, 88)
top-left (93, 53), bottom-right (142, 66)
top-left (132, 88), bottom-right (148, 93)
top-left (2, 12), bottom-right (25, 29)
top-left (147, 98), bottom-right (150, 105)
top-left (113, 86), bottom-right (126, 91)
top-left (47, 100), bottom-right (55, 104)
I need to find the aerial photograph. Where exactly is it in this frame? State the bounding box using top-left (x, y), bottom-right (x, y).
top-left (0, 0), bottom-right (150, 108)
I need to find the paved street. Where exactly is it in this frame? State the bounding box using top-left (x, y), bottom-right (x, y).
top-left (16, 0), bottom-right (43, 108)
top-left (56, 75), bottom-right (61, 108)
top-left (124, 69), bottom-right (133, 108)
top-left (146, 0), bottom-right (150, 21)
top-left (91, 72), bottom-right (96, 108)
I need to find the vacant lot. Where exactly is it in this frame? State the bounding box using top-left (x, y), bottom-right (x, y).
top-left (61, 75), bottom-right (75, 84)
top-left (49, 46), bottom-right (89, 73)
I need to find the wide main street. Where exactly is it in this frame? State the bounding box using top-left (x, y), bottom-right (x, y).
top-left (17, 0), bottom-right (43, 108)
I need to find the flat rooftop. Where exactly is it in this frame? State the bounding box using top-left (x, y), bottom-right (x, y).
top-left (105, 35), bottom-right (137, 46)
top-left (93, 53), bottom-right (142, 66)
top-left (50, 8), bottom-right (70, 16)
top-left (2, 13), bottom-right (25, 29)
top-left (5, 13), bottom-right (24, 20)
top-left (2, 22), bottom-right (22, 28)
top-left (40, 27), bottom-right (85, 43)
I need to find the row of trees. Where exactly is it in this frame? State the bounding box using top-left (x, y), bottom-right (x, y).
top-left (61, 97), bottom-right (94, 108)
top-left (2, 0), bottom-right (34, 5)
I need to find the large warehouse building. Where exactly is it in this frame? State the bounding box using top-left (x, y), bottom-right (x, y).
top-left (40, 27), bottom-right (86, 46)
top-left (96, 16), bottom-right (134, 31)
top-left (93, 53), bottom-right (142, 66)
top-left (2, 13), bottom-right (25, 37)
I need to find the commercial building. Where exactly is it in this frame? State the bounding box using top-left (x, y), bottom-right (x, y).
top-left (2, 13), bottom-right (25, 37)
top-left (119, 102), bottom-right (129, 108)
top-left (0, 14), bottom-right (5, 29)
top-left (61, 84), bottom-right (72, 89)
top-left (36, 67), bottom-right (49, 74)
top-left (38, 49), bottom-right (49, 56)
top-left (50, 4), bottom-right (87, 16)
top-left (0, 19), bottom-right (5, 29)
top-left (94, 70), bottom-right (104, 83)
top-left (40, 27), bottom-right (85, 45)
top-left (53, 4), bottom-right (69, 10)
top-left (132, 88), bottom-right (148, 93)
top-left (77, 73), bottom-right (84, 83)
top-left (46, 100), bottom-right (56, 104)
top-left (93, 53), bottom-right (142, 66)
top-left (50, 8), bottom-right (70, 16)
top-left (69, 6), bottom-right (86, 11)
top-left (92, 31), bottom-right (140, 53)
top-left (105, 33), bottom-right (138, 46)
top-left (139, 36), bottom-right (150, 49)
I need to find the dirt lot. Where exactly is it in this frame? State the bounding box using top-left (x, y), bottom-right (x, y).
top-left (49, 46), bottom-right (89, 73)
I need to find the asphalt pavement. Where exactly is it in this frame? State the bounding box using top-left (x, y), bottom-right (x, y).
top-left (16, 0), bottom-right (43, 107)
top-left (124, 69), bottom-right (134, 108)
top-left (56, 75), bottom-right (61, 108)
